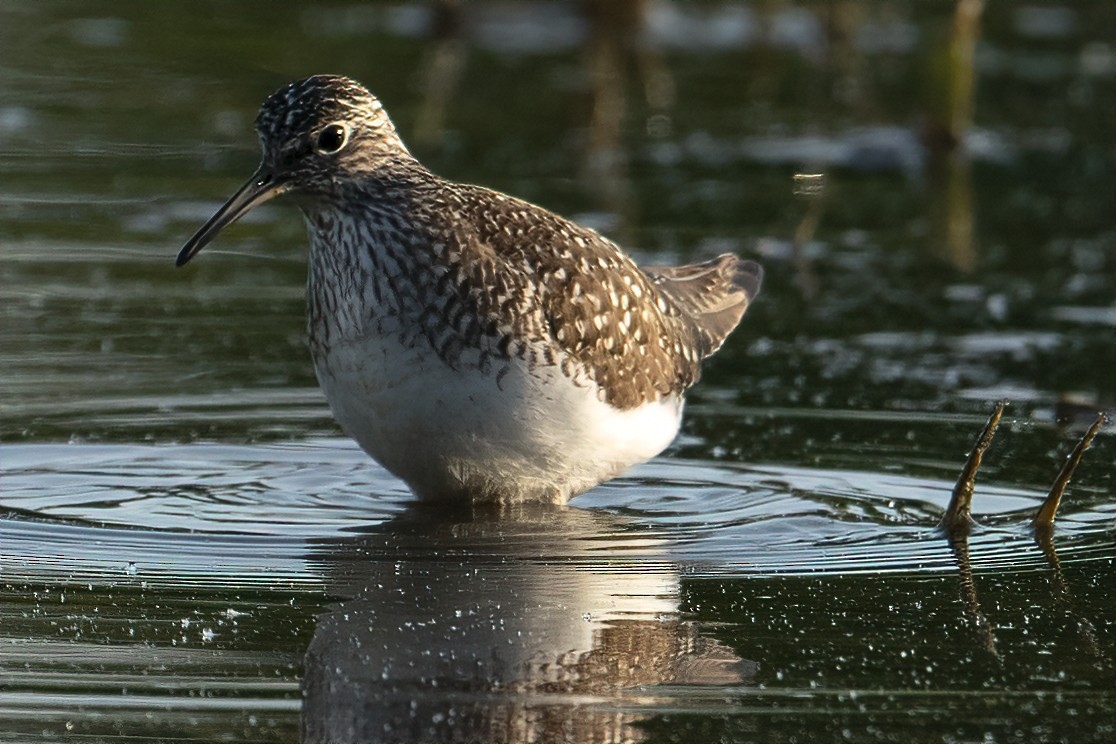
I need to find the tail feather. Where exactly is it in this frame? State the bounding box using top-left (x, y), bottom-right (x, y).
top-left (643, 254), bottom-right (763, 359)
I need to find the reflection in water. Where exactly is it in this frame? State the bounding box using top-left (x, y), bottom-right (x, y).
top-left (582, 0), bottom-right (676, 230)
top-left (944, 0), bottom-right (984, 145)
top-left (790, 172), bottom-right (825, 300)
top-left (408, 0), bottom-right (676, 232)
top-left (926, 0), bottom-right (984, 272)
top-left (414, 0), bottom-right (466, 148)
top-left (947, 533), bottom-right (999, 658)
top-left (1035, 529), bottom-right (1102, 660)
top-left (946, 521), bottom-right (1109, 669)
top-left (301, 506), bottom-right (754, 743)
top-left (927, 127), bottom-right (977, 272)
top-left (0, 440), bottom-right (1111, 741)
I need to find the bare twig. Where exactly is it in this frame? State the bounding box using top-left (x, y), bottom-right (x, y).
top-left (939, 401), bottom-right (1006, 535)
top-left (1033, 412), bottom-right (1107, 535)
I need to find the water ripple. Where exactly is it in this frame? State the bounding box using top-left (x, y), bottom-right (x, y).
top-left (2, 440), bottom-right (1110, 585)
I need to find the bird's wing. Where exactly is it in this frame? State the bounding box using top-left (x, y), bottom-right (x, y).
top-left (443, 185), bottom-right (756, 409)
top-left (642, 254), bottom-right (763, 358)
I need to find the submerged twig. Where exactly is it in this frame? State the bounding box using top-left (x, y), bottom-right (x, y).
top-left (939, 401), bottom-right (1006, 535)
top-left (1033, 412), bottom-right (1107, 535)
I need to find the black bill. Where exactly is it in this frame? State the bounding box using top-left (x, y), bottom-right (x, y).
top-left (175, 167), bottom-right (290, 267)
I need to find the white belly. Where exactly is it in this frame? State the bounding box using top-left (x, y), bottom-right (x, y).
top-left (312, 333), bottom-right (682, 503)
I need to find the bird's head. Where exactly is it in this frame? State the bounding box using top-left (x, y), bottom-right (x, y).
top-left (177, 75), bottom-right (405, 267)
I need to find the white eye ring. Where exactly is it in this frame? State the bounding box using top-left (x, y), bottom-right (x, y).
top-left (315, 123), bottom-right (349, 154)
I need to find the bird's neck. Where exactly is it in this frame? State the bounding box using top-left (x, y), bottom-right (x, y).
top-left (302, 164), bottom-right (446, 354)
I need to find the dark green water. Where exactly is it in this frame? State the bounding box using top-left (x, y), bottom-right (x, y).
top-left (1, 2), bottom-right (1113, 743)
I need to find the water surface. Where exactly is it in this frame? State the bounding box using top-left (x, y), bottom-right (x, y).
top-left (1, 2), bottom-right (1113, 742)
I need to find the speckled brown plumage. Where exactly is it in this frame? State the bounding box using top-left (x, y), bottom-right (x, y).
top-left (178, 74), bottom-right (763, 502)
top-left (298, 142), bottom-right (761, 411)
top-left (444, 185), bottom-right (761, 410)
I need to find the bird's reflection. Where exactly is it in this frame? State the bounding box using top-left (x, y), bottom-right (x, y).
top-left (300, 505), bottom-right (754, 743)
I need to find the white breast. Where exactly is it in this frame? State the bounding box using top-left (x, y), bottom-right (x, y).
top-left (312, 331), bottom-right (682, 503)
top-left (303, 213), bottom-right (683, 503)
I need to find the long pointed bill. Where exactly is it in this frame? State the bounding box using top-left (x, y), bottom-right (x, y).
top-left (175, 167), bottom-right (291, 267)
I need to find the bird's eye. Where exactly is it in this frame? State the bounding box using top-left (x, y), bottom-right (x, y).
top-left (315, 123), bottom-right (349, 154)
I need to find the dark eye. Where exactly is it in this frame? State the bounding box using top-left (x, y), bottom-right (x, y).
top-left (315, 123), bottom-right (348, 154)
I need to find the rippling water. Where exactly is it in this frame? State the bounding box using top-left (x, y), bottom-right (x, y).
top-left (6, 437), bottom-right (1108, 567)
top-left (3, 439), bottom-right (1112, 742)
top-left (1, 2), bottom-right (1114, 743)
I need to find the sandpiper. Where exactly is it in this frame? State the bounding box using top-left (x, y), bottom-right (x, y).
top-left (177, 75), bottom-right (762, 504)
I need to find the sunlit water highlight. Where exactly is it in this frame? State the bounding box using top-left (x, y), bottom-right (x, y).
top-left (3, 439), bottom-right (1110, 587)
